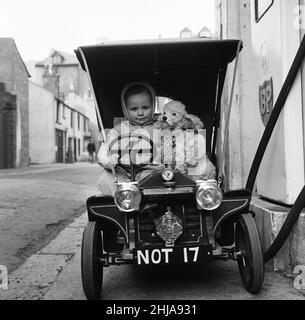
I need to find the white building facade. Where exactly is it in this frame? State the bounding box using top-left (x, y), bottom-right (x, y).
top-left (215, 0), bottom-right (305, 206)
top-left (55, 98), bottom-right (91, 163)
top-left (29, 81), bottom-right (91, 164)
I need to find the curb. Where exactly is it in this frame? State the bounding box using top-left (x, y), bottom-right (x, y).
top-left (0, 213), bottom-right (87, 300)
top-left (251, 197), bottom-right (305, 273)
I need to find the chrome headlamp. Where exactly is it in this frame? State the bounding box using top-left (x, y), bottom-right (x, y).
top-left (196, 180), bottom-right (223, 211)
top-left (114, 182), bottom-right (141, 212)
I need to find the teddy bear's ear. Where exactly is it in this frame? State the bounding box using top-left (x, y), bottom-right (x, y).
top-left (177, 102), bottom-right (186, 114)
top-left (184, 113), bottom-right (192, 120)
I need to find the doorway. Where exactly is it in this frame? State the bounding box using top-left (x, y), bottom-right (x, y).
top-left (74, 138), bottom-right (77, 162)
top-left (0, 103), bottom-right (16, 169)
top-left (55, 129), bottom-right (64, 163)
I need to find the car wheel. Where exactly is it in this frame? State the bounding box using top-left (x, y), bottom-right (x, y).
top-left (81, 221), bottom-right (103, 300)
top-left (235, 213), bottom-right (264, 294)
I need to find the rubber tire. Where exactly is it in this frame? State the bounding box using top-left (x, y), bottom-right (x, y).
top-left (81, 221), bottom-right (103, 300)
top-left (235, 214), bottom-right (264, 294)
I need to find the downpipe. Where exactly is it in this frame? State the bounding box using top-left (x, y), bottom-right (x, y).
top-left (246, 34), bottom-right (305, 262)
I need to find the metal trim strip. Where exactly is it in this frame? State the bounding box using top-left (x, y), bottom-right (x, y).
top-left (213, 199), bottom-right (248, 236)
top-left (91, 206), bottom-right (128, 242)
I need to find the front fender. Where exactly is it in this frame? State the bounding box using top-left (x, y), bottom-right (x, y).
top-left (212, 189), bottom-right (251, 245)
top-left (86, 195), bottom-right (128, 247)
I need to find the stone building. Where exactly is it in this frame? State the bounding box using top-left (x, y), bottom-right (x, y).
top-left (31, 49), bottom-right (98, 152)
top-left (55, 96), bottom-right (91, 163)
top-left (0, 38), bottom-right (30, 168)
top-left (34, 49), bottom-right (90, 101)
top-left (65, 88), bottom-right (98, 151)
top-left (179, 27), bottom-right (193, 38)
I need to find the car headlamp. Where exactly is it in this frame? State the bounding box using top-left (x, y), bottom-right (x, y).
top-left (196, 180), bottom-right (223, 211)
top-left (114, 182), bottom-right (141, 212)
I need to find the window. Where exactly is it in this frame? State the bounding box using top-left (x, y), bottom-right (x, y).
top-left (255, 0), bottom-right (274, 22)
top-left (56, 101), bottom-right (61, 124)
top-left (78, 114), bottom-right (80, 130)
top-left (84, 118), bottom-right (89, 132)
top-left (52, 54), bottom-right (63, 65)
top-left (63, 106), bottom-right (66, 119)
top-left (78, 138), bottom-right (81, 156)
top-left (71, 111), bottom-right (74, 128)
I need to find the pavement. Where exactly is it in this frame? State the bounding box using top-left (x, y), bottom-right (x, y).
top-left (251, 197), bottom-right (305, 273)
top-left (0, 212), bottom-right (88, 300)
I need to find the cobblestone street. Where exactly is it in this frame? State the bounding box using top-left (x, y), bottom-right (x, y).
top-left (0, 162), bottom-right (101, 273)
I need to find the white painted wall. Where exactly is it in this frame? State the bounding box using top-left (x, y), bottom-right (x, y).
top-left (251, 0), bottom-right (304, 204)
top-left (29, 81), bottom-right (56, 163)
top-left (215, 0), bottom-right (262, 190)
top-left (215, 0), bottom-right (305, 204)
top-left (64, 91), bottom-right (96, 158)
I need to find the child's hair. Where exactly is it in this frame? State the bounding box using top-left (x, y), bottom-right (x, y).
top-left (124, 84), bottom-right (153, 105)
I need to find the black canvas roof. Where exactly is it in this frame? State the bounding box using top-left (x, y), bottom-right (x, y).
top-left (75, 38), bottom-right (242, 137)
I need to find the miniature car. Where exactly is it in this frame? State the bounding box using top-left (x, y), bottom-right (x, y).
top-left (75, 38), bottom-right (264, 300)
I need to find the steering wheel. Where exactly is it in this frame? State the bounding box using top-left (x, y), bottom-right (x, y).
top-left (108, 133), bottom-right (157, 179)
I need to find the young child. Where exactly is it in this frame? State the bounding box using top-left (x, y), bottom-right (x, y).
top-left (96, 82), bottom-right (160, 196)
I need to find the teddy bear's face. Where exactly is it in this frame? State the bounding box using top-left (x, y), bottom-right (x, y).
top-left (162, 110), bottom-right (184, 126)
top-left (161, 101), bottom-right (186, 126)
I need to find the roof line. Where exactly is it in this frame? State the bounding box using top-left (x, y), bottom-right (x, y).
top-left (55, 97), bottom-right (89, 120)
top-left (10, 39), bottom-right (31, 78)
top-left (75, 37), bottom-right (240, 49)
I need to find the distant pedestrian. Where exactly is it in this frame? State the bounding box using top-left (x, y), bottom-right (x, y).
top-left (87, 139), bottom-right (96, 164)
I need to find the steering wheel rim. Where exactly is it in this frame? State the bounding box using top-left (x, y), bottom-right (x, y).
top-left (107, 133), bottom-right (157, 168)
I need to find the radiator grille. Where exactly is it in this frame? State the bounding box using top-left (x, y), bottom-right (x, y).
top-left (137, 204), bottom-right (209, 246)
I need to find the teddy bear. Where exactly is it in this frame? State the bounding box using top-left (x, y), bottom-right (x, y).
top-left (155, 100), bottom-right (216, 181)
top-left (155, 100), bottom-right (204, 130)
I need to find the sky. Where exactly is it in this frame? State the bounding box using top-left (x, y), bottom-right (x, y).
top-left (0, 0), bottom-right (215, 62)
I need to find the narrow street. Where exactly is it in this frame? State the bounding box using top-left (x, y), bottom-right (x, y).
top-left (0, 162), bottom-right (101, 273)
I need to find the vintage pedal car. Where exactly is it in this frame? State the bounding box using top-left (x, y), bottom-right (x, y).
top-left (75, 38), bottom-right (264, 300)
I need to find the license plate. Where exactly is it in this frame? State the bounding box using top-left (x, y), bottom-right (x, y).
top-left (135, 246), bottom-right (210, 265)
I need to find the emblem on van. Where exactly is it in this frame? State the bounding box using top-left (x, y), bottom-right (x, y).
top-left (259, 77), bottom-right (273, 127)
